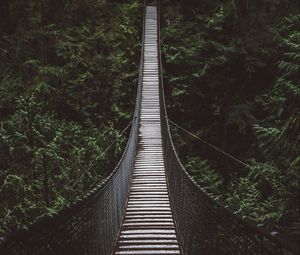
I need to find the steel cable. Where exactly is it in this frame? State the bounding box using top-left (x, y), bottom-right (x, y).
top-left (0, 1), bottom-right (299, 254)
top-left (157, 1), bottom-right (299, 254)
top-left (168, 119), bottom-right (251, 169)
top-left (0, 0), bottom-right (147, 251)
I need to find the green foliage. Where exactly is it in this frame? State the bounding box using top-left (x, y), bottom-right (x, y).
top-left (186, 156), bottom-right (222, 195)
top-left (163, 0), bottom-right (299, 238)
top-left (254, 14), bottom-right (300, 162)
top-left (0, 0), bottom-right (142, 236)
top-left (224, 161), bottom-right (286, 224)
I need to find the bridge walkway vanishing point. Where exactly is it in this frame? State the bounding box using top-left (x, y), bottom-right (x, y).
top-left (113, 5), bottom-right (181, 255)
top-left (0, 1), bottom-right (299, 255)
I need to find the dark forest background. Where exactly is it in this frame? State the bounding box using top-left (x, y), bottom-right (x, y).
top-left (0, 0), bottom-right (142, 236)
top-left (162, 0), bottom-right (299, 241)
top-left (0, 0), bottom-right (299, 243)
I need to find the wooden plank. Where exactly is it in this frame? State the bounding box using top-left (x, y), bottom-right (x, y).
top-left (113, 5), bottom-right (181, 255)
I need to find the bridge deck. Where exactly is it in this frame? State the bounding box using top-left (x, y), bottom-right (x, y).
top-left (113, 5), bottom-right (181, 255)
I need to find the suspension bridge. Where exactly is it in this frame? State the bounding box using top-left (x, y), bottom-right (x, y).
top-left (0, 1), bottom-right (298, 254)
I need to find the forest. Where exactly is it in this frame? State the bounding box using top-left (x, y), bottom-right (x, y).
top-left (0, 0), bottom-right (142, 236)
top-left (161, 0), bottom-right (299, 242)
top-left (0, 0), bottom-right (299, 246)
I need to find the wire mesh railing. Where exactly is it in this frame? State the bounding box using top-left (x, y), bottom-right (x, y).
top-left (157, 1), bottom-right (299, 254)
top-left (0, 2), bottom-right (147, 254)
top-left (1, 1), bottom-right (299, 254)
top-left (1, 156), bottom-right (134, 255)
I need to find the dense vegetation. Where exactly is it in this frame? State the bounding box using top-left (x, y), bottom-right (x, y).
top-left (161, 0), bottom-right (299, 240)
top-left (0, 0), bottom-right (299, 245)
top-left (0, 0), bottom-right (142, 236)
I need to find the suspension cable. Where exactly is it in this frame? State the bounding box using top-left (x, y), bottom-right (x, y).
top-left (70, 121), bottom-right (133, 189)
top-left (168, 119), bottom-right (251, 169)
top-left (101, 121), bottom-right (133, 155)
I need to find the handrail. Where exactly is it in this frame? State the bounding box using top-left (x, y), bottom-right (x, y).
top-left (157, 0), bottom-right (299, 254)
top-left (0, 1), bottom-right (147, 255)
top-left (1, 1), bottom-right (299, 254)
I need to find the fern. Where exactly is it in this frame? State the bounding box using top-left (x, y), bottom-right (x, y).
top-left (254, 14), bottom-right (300, 162)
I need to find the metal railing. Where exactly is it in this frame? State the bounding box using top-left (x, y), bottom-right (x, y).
top-left (157, 1), bottom-right (299, 254)
top-left (0, 1), bottom-right (299, 254)
top-left (0, 2), bottom-right (147, 254)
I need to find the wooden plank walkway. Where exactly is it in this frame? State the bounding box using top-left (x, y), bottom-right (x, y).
top-left (113, 5), bottom-right (181, 255)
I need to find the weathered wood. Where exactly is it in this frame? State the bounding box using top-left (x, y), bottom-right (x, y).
top-left (113, 5), bottom-right (181, 255)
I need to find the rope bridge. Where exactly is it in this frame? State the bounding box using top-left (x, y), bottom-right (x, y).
top-left (0, 1), bottom-right (298, 254)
